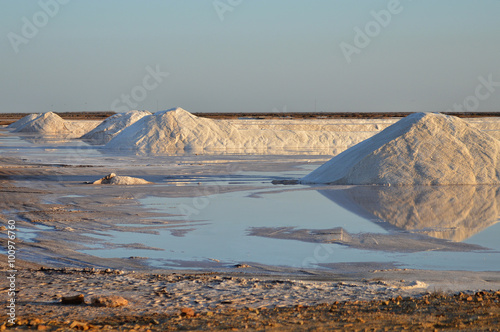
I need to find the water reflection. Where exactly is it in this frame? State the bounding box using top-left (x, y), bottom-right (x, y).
top-left (319, 185), bottom-right (500, 242)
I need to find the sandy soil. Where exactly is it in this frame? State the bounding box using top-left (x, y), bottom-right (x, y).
top-left (1, 263), bottom-right (500, 331)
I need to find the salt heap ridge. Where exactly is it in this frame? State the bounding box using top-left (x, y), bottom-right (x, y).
top-left (301, 112), bottom-right (500, 185)
top-left (105, 107), bottom-right (370, 154)
top-left (81, 110), bottom-right (151, 144)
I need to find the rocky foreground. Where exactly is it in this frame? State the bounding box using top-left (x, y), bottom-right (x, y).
top-left (1, 266), bottom-right (499, 331)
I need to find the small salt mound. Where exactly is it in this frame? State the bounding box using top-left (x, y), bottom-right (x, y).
top-left (12, 112), bottom-right (67, 133)
top-left (7, 113), bottom-right (41, 129)
top-left (10, 112), bottom-right (99, 137)
top-left (92, 173), bottom-right (151, 185)
top-left (301, 112), bottom-right (500, 185)
top-left (81, 110), bottom-right (151, 144)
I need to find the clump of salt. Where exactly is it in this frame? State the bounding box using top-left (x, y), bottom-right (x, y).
top-left (301, 112), bottom-right (500, 185)
top-left (91, 173), bottom-right (151, 185)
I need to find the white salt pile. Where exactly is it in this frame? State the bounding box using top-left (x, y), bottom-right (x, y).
top-left (105, 107), bottom-right (375, 154)
top-left (7, 113), bottom-right (41, 129)
top-left (9, 112), bottom-right (100, 137)
top-left (11, 112), bottom-right (65, 133)
top-left (91, 173), bottom-right (151, 185)
top-left (81, 110), bottom-right (151, 144)
top-left (301, 112), bottom-right (500, 185)
top-left (105, 107), bottom-right (240, 153)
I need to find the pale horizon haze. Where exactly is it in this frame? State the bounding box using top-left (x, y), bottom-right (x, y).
top-left (1, 0), bottom-right (500, 113)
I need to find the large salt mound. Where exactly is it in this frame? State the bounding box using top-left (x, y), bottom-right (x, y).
top-left (81, 110), bottom-right (151, 144)
top-left (105, 107), bottom-right (377, 154)
top-left (301, 112), bottom-right (500, 185)
top-left (10, 112), bottom-right (99, 137)
top-left (105, 108), bottom-right (240, 152)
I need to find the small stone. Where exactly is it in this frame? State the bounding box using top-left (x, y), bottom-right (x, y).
top-left (180, 307), bottom-right (195, 317)
top-left (37, 325), bottom-right (48, 331)
top-left (466, 296), bottom-right (474, 302)
top-left (70, 321), bottom-right (88, 330)
top-left (91, 295), bottom-right (128, 307)
top-left (29, 319), bottom-right (43, 326)
top-left (61, 294), bottom-right (85, 305)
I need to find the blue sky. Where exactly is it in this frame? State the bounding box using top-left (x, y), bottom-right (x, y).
top-left (1, 0), bottom-right (500, 113)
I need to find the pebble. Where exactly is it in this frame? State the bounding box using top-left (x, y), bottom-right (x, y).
top-left (61, 294), bottom-right (85, 305)
top-left (91, 295), bottom-right (129, 307)
top-left (180, 308), bottom-right (195, 317)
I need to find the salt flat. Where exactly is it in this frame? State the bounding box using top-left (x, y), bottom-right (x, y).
top-left (1, 113), bottom-right (500, 308)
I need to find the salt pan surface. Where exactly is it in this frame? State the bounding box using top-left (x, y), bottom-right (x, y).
top-left (301, 112), bottom-right (500, 185)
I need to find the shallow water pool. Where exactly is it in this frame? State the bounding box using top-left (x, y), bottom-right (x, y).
top-left (81, 183), bottom-right (500, 271)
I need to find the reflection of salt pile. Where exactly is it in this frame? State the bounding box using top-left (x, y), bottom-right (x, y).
top-left (92, 173), bottom-right (151, 185)
top-left (106, 107), bottom-right (376, 154)
top-left (81, 110), bottom-right (151, 144)
top-left (9, 112), bottom-right (99, 137)
top-left (301, 112), bottom-right (500, 185)
top-left (319, 186), bottom-right (500, 242)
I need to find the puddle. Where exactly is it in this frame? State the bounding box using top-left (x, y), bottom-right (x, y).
top-left (80, 185), bottom-right (500, 271)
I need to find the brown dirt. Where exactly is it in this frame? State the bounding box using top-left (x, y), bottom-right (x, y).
top-left (194, 111), bottom-right (500, 120)
top-left (2, 111), bottom-right (500, 126)
top-left (2, 287), bottom-right (499, 331)
top-left (0, 112), bottom-right (115, 126)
